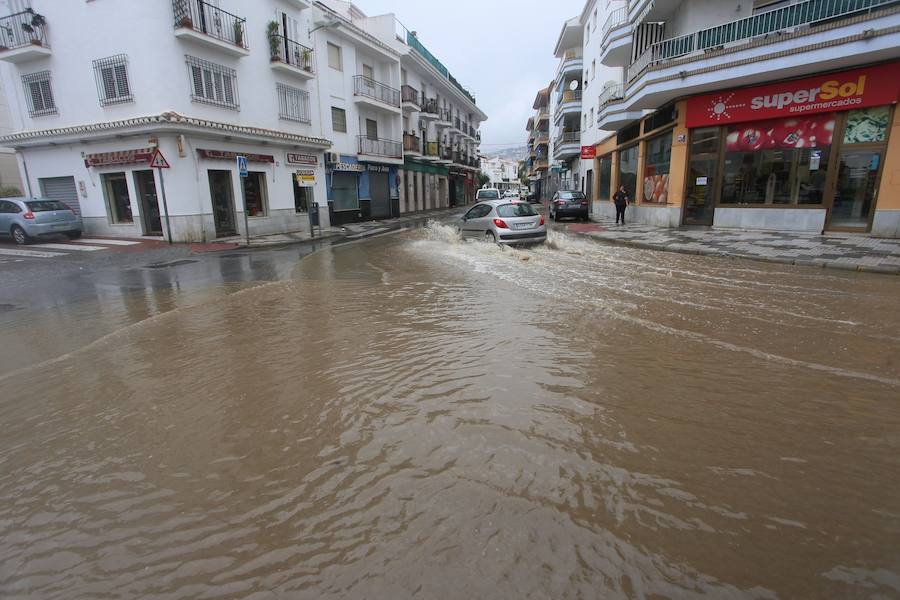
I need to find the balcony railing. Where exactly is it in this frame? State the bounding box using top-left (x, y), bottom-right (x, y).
top-left (358, 136), bottom-right (402, 159)
top-left (602, 6), bottom-right (628, 37)
top-left (425, 141), bottom-right (439, 157)
top-left (401, 85), bottom-right (420, 105)
top-left (560, 89), bottom-right (582, 104)
top-left (403, 133), bottom-right (421, 152)
top-left (440, 146), bottom-right (453, 161)
top-left (598, 83), bottom-right (625, 106)
top-left (173, 0), bottom-right (247, 49)
top-left (270, 34), bottom-right (313, 73)
top-left (421, 98), bottom-right (438, 114)
top-left (555, 130), bottom-right (581, 146)
top-left (353, 75), bottom-right (400, 108)
top-left (0, 10), bottom-right (49, 50)
top-left (627, 0), bottom-right (896, 82)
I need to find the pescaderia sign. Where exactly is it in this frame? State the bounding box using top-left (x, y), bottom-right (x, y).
top-left (686, 62), bottom-right (900, 128)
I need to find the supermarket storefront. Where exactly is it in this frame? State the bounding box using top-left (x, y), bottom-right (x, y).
top-left (682, 62), bottom-right (900, 234)
top-left (592, 61), bottom-right (900, 237)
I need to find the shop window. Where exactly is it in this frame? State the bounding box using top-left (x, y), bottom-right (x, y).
top-left (102, 173), bottom-right (133, 224)
top-left (843, 107), bottom-right (890, 144)
top-left (721, 114), bottom-right (834, 205)
top-left (243, 172), bottom-right (268, 217)
top-left (332, 172), bottom-right (359, 211)
top-left (599, 155), bottom-right (611, 200)
top-left (617, 145), bottom-right (638, 203)
top-left (294, 179), bottom-right (312, 213)
top-left (643, 130), bottom-right (672, 203)
top-left (643, 103), bottom-right (677, 134)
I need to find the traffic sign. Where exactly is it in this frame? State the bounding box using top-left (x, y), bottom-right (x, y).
top-left (237, 155), bottom-right (249, 178)
top-left (148, 148), bottom-right (170, 169)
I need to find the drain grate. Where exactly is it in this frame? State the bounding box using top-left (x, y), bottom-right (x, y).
top-left (145, 259), bottom-right (199, 269)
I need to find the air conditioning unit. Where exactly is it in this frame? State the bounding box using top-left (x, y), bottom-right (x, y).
top-left (325, 152), bottom-right (340, 165)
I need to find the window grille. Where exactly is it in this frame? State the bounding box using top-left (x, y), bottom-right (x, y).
top-left (93, 54), bottom-right (133, 106)
top-left (276, 83), bottom-right (310, 123)
top-left (186, 55), bottom-right (238, 109)
top-left (21, 70), bottom-right (56, 117)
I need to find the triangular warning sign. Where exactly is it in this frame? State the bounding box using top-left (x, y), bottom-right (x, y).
top-left (148, 149), bottom-right (170, 169)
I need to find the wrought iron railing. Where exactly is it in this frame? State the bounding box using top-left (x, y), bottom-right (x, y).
top-left (353, 75), bottom-right (400, 107)
top-left (438, 108), bottom-right (452, 123)
top-left (403, 133), bottom-right (421, 152)
top-left (0, 9), bottom-right (49, 50)
top-left (270, 34), bottom-right (313, 73)
top-left (358, 136), bottom-right (402, 158)
top-left (421, 98), bottom-right (439, 115)
top-left (173, 0), bottom-right (247, 49)
top-left (401, 85), bottom-right (420, 105)
top-left (602, 6), bottom-right (628, 37)
top-left (627, 0), bottom-right (897, 82)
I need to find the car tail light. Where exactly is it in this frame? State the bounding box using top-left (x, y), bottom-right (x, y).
top-left (492, 218), bottom-right (508, 229)
top-left (23, 211), bottom-right (35, 220)
top-left (581, 201), bottom-right (588, 206)
top-left (539, 215), bottom-right (545, 226)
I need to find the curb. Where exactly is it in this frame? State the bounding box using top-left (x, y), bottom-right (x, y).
top-left (570, 228), bottom-right (900, 276)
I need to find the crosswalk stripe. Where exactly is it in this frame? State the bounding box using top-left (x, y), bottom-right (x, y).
top-left (75, 238), bottom-right (141, 246)
top-left (32, 243), bottom-right (106, 252)
top-left (0, 248), bottom-right (67, 258)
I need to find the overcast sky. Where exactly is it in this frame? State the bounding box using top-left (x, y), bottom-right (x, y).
top-left (354, 0), bottom-right (585, 151)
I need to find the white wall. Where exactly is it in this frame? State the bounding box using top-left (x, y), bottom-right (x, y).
top-left (665, 0), bottom-right (751, 38)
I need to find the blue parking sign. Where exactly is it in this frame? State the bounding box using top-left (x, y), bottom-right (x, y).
top-left (237, 155), bottom-right (249, 178)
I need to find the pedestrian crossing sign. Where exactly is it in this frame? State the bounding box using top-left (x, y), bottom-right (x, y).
top-left (237, 155), bottom-right (249, 178)
top-left (148, 149), bottom-right (170, 169)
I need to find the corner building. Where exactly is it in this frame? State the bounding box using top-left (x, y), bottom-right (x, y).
top-left (580, 0), bottom-right (900, 237)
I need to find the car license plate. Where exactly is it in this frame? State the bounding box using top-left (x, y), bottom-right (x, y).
top-left (515, 223), bottom-right (533, 230)
top-left (53, 223), bottom-right (69, 231)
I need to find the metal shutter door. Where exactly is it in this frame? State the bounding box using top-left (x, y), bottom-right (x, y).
top-left (39, 176), bottom-right (80, 217)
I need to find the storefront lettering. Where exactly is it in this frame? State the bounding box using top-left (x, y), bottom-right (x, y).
top-left (286, 153), bottom-right (318, 166)
top-left (197, 149), bottom-right (275, 163)
top-left (686, 63), bottom-right (900, 128)
top-left (84, 148), bottom-right (154, 168)
top-left (331, 162), bottom-right (364, 172)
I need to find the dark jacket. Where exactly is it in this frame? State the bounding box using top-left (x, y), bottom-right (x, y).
top-left (613, 190), bottom-right (629, 206)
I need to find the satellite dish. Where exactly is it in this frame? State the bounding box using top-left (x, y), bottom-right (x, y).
top-left (569, 80), bottom-right (579, 91)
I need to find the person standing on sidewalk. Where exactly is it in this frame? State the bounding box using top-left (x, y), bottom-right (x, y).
top-left (613, 185), bottom-right (630, 225)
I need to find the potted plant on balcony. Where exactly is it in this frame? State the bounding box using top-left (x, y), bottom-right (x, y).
top-left (232, 21), bottom-right (244, 48)
top-left (300, 47), bottom-right (312, 72)
top-left (267, 21), bottom-right (281, 61)
top-left (20, 10), bottom-right (46, 46)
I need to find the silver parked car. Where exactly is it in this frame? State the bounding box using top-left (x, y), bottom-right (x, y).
top-left (458, 200), bottom-right (546, 246)
top-left (0, 197), bottom-right (82, 245)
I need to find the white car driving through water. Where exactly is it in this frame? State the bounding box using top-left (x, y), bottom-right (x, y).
top-left (458, 200), bottom-right (546, 246)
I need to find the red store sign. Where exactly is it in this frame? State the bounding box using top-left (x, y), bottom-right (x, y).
top-left (686, 62), bottom-right (900, 128)
top-left (197, 149), bottom-right (275, 163)
top-left (580, 146), bottom-right (597, 160)
top-left (84, 148), bottom-right (154, 168)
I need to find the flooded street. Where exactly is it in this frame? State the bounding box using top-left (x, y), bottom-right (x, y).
top-left (1, 225), bottom-right (899, 599)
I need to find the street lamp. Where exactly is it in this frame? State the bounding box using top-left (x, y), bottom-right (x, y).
top-left (309, 15), bottom-right (340, 35)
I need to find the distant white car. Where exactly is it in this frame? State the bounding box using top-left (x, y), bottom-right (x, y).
top-left (475, 188), bottom-right (501, 201)
top-left (502, 190), bottom-right (519, 198)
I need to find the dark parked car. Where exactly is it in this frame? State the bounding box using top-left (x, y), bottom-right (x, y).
top-left (549, 191), bottom-right (589, 222)
top-left (526, 191), bottom-right (539, 203)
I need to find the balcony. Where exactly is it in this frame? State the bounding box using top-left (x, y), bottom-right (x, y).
top-left (553, 130), bottom-right (581, 160)
top-left (0, 10), bottom-right (51, 63)
top-left (438, 146), bottom-right (453, 164)
top-left (173, 0), bottom-right (249, 57)
top-left (353, 75), bottom-right (401, 112)
top-left (403, 133), bottom-right (422, 156)
top-left (269, 34), bottom-right (314, 79)
top-left (556, 50), bottom-right (583, 84)
top-left (435, 108), bottom-right (453, 129)
top-left (554, 89), bottom-right (582, 123)
top-left (600, 6), bottom-right (631, 67)
top-left (358, 135), bottom-right (402, 161)
top-left (423, 141), bottom-right (440, 160)
top-left (604, 0), bottom-right (900, 129)
top-left (419, 97), bottom-right (439, 120)
top-left (401, 85), bottom-right (421, 111)
top-left (533, 129), bottom-right (550, 144)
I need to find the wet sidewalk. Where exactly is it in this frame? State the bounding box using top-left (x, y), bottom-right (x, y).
top-left (565, 216), bottom-right (900, 274)
top-left (225, 207), bottom-right (464, 248)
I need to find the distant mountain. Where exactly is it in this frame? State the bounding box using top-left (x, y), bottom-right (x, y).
top-left (482, 146), bottom-right (528, 162)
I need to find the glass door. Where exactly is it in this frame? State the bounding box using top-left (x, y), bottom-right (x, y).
top-left (827, 149), bottom-right (882, 231)
top-left (683, 127), bottom-right (721, 226)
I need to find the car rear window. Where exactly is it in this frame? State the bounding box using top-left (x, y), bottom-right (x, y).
top-left (558, 191), bottom-right (585, 200)
top-left (497, 203), bottom-right (538, 218)
top-left (477, 190), bottom-right (500, 200)
top-left (26, 200), bottom-right (69, 212)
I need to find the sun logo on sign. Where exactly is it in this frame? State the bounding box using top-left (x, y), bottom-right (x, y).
top-left (707, 93), bottom-right (745, 122)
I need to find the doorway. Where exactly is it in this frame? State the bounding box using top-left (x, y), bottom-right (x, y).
top-left (827, 148), bottom-right (882, 231)
top-left (134, 170), bottom-right (162, 236)
top-left (369, 171), bottom-right (391, 219)
top-left (683, 127), bottom-right (721, 226)
top-left (208, 170), bottom-right (236, 237)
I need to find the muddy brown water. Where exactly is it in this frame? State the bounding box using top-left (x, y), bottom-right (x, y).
top-left (1, 225), bottom-right (899, 599)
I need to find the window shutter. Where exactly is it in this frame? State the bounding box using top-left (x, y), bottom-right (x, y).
top-left (191, 65), bottom-right (204, 97)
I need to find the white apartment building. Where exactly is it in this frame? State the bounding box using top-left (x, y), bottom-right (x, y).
top-left (0, 0), bottom-right (485, 241)
top-left (524, 85), bottom-right (552, 200)
top-left (479, 156), bottom-right (520, 191)
top-left (573, 0), bottom-right (900, 237)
